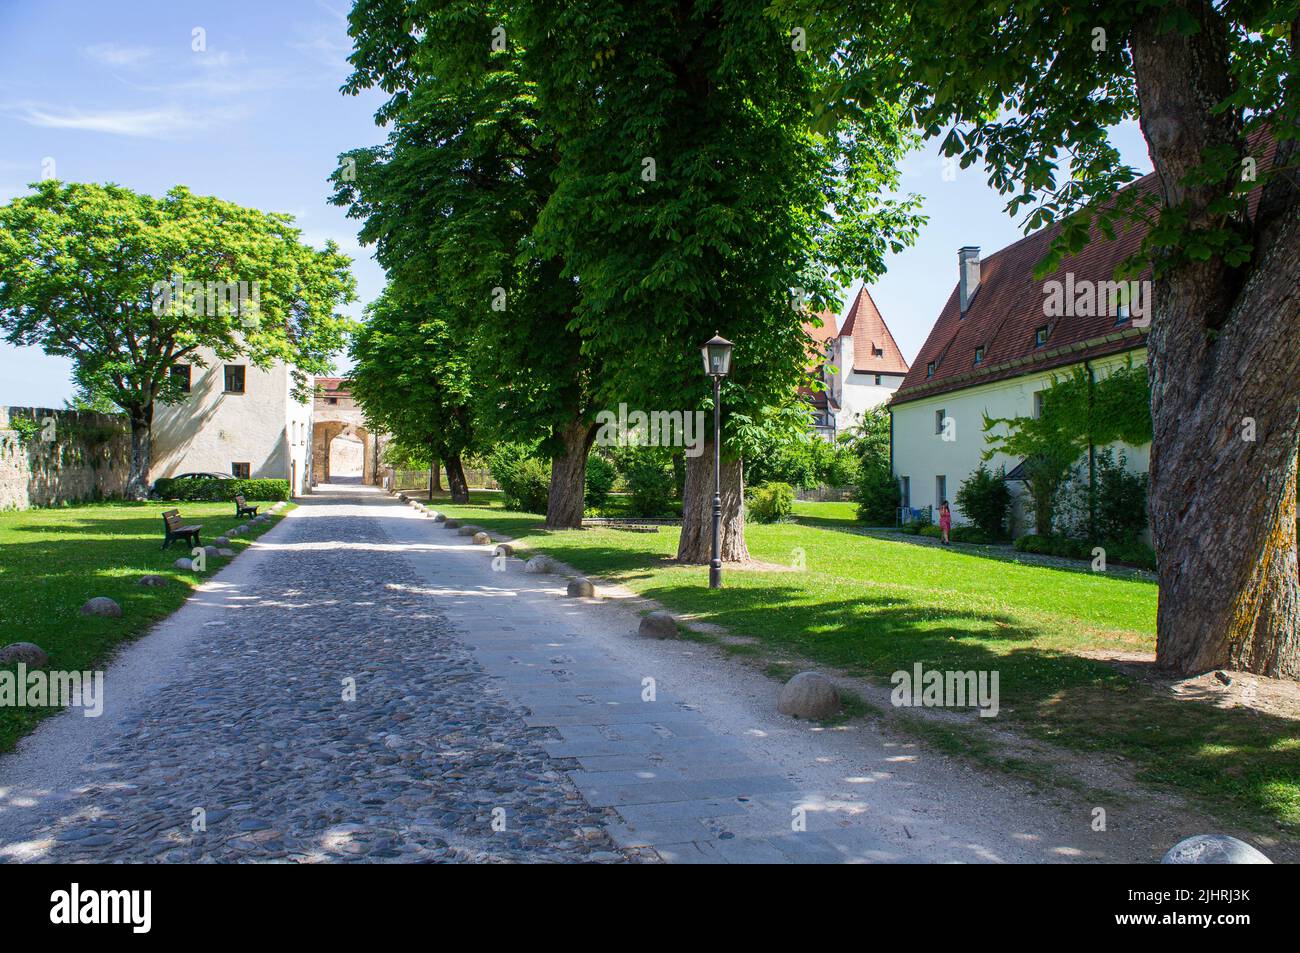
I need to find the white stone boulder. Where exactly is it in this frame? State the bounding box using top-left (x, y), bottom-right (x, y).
top-left (777, 672), bottom-right (840, 720)
top-left (1162, 835), bottom-right (1271, 864)
top-left (567, 577), bottom-right (596, 598)
top-left (638, 611), bottom-right (678, 640)
top-left (524, 556), bottom-right (555, 574)
top-left (0, 642), bottom-right (49, 667)
top-left (80, 597), bottom-right (122, 617)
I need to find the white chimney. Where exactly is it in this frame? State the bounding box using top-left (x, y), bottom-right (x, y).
top-left (958, 246), bottom-right (981, 314)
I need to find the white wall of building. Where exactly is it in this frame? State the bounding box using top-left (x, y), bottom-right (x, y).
top-left (827, 334), bottom-right (904, 433)
top-left (151, 347), bottom-right (312, 493)
top-left (890, 349), bottom-right (1149, 531)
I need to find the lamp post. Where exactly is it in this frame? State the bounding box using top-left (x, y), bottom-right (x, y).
top-left (700, 332), bottom-right (733, 589)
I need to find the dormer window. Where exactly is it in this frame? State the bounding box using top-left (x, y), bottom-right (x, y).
top-left (1034, 326), bottom-right (1048, 348)
top-left (872, 345), bottom-right (883, 357)
top-left (926, 361), bottom-right (935, 378)
top-left (974, 346), bottom-right (984, 365)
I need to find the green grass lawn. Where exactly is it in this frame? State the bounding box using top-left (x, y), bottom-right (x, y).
top-left (0, 499), bottom-right (290, 752)
top-left (791, 499), bottom-right (860, 528)
top-left (429, 491), bottom-right (1299, 835)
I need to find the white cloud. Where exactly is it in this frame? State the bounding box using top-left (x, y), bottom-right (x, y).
top-left (11, 103), bottom-right (238, 139)
top-left (82, 43), bottom-right (155, 68)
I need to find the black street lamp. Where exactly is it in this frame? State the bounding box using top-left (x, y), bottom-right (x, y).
top-left (700, 332), bottom-right (733, 589)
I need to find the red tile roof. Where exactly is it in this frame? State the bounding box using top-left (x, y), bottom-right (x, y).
top-left (839, 286), bottom-right (910, 374)
top-left (891, 129), bottom-right (1277, 406)
top-left (315, 377), bottom-right (352, 397)
top-left (890, 178), bottom-right (1159, 406)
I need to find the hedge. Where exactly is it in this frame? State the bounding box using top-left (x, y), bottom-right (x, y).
top-left (1014, 533), bottom-right (1156, 570)
top-left (154, 477), bottom-right (290, 502)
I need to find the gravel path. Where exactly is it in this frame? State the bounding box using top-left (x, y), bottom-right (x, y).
top-left (0, 486), bottom-right (631, 863)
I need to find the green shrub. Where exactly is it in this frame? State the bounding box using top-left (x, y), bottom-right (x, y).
top-left (488, 443), bottom-right (551, 513)
top-left (504, 458), bottom-right (551, 513)
top-left (585, 454), bottom-right (617, 509)
top-left (854, 464), bottom-right (900, 525)
top-left (747, 482), bottom-right (795, 523)
top-left (624, 452), bottom-right (675, 517)
top-left (154, 477), bottom-right (289, 502)
top-left (917, 524), bottom-right (992, 543)
top-left (1107, 539), bottom-right (1157, 570)
top-left (1014, 534), bottom-right (1092, 560)
top-left (955, 463), bottom-right (1011, 539)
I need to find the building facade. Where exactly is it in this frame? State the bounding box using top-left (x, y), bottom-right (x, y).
top-left (807, 286), bottom-right (910, 438)
top-left (890, 195), bottom-right (1155, 532)
top-left (150, 349), bottom-right (314, 496)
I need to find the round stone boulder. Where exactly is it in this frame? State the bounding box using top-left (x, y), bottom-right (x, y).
top-left (638, 611), bottom-right (678, 640)
top-left (567, 577), bottom-right (596, 598)
top-left (1161, 835), bottom-right (1272, 865)
top-left (444, 519), bottom-right (461, 529)
top-left (777, 671), bottom-right (840, 720)
top-left (398, 493), bottom-right (408, 502)
top-left (218, 548), bottom-right (236, 558)
top-left (523, 555), bottom-right (555, 574)
top-left (137, 574), bottom-right (168, 587)
top-left (0, 642), bottom-right (49, 667)
top-left (174, 557), bottom-right (194, 571)
top-left (434, 513), bottom-right (448, 523)
top-left (203, 545), bottom-right (220, 558)
top-left (80, 596), bottom-right (122, 618)
top-left (215, 536), bottom-right (231, 546)
top-left (493, 543), bottom-right (516, 558)
top-left (472, 532), bottom-right (492, 545)
top-left (227, 527), bottom-right (241, 536)
top-left (457, 524), bottom-right (480, 537)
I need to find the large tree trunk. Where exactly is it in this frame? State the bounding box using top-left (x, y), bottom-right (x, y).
top-left (677, 436), bottom-right (748, 563)
top-left (1132, 5), bottom-right (1300, 677)
top-left (545, 420), bottom-right (596, 529)
top-left (445, 455), bottom-right (470, 504)
top-left (126, 406), bottom-right (152, 500)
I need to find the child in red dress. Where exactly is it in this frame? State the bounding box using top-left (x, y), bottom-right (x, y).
top-left (939, 500), bottom-right (952, 545)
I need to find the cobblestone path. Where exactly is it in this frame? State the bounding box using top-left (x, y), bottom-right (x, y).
top-left (0, 488), bottom-right (633, 863)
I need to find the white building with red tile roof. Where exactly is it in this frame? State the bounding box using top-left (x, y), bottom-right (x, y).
top-left (804, 286), bottom-right (910, 438)
top-left (889, 188), bottom-right (1155, 528)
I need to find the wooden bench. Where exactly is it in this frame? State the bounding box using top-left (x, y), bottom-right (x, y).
top-left (162, 509), bottom-right (202, 550)
top-left (234, 494), bottom-right (259, 519)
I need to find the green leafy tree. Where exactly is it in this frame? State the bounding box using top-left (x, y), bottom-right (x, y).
top-left (0, 181), bottom-right (354, 498)
top-left (955, 464), bottom-right (1013, 540)
top-left (780, 0), bottom-right (1299, 675)
top-left (336, 0), bottom-right (598, 528)
top-left (984, 365), bottom-right (1150, 535)
top-left (348, 285), bottom-right (476, 503)
top-left (519, 0), bottom-right (923, 563)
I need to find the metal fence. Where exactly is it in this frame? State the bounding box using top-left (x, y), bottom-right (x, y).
top-left (386, 468), bottom-right (499, 492)
top-left (794, 485), bottom-right (857, 503)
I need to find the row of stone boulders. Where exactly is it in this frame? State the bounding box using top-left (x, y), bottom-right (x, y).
top-left (470, 519), bottom-right (1277, 865)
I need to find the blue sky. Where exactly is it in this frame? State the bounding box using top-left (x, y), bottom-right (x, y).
top-left (0, 1), bottom-right (1154, 407)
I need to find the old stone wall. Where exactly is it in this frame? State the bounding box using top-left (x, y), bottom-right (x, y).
top-left (0, 406), bottom-right (131, 509)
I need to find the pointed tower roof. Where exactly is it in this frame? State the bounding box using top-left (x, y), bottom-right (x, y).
top-left (838, 286), bottom-right (909, 374)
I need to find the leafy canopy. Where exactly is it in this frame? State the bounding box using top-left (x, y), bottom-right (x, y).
top-left (0, 181), bottom-right (355, 413)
